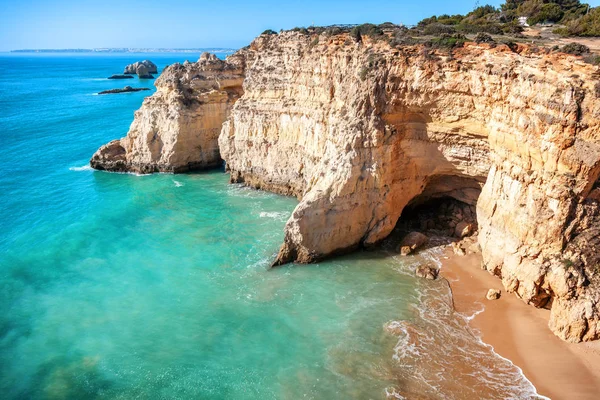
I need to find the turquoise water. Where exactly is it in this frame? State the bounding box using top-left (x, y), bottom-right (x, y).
top-left (1, 53), bottom-right (543, 399)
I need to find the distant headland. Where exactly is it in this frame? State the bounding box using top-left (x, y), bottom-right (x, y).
top-left (10, 48), bottom-right (236, 53)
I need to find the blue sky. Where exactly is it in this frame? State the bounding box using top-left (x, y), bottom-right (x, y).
top-left (1, 0), bottom-right (599, 51)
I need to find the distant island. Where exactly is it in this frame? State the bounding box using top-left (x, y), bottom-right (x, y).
top-left (10, 48), bottom-right (236, 53)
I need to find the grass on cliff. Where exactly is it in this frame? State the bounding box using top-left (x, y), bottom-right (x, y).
top-left (416, 0), bottom-right (600, 38)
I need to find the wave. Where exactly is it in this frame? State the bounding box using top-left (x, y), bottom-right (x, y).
top-left (69, 165), bottom-right (93, 171)
top-left (386, 245), bottom-right (549, 400)
top-left (173, 180), bottom-right (184, 187)
top-left (259, 211), bottom-right (288, 221)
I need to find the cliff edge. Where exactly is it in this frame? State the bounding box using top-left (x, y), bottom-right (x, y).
top-left (91, 52), bottom-right (245, 173)
top-left (91, 31), bottom-right (600, 342)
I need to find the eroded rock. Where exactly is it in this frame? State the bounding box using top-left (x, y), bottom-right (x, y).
top-left (454, 221), bottom-right (474, 238)
top-left (92, 52), bottom-right (245, 173)
top-left (93, 31), bottom-right (600, 342)
top-left (486, 289), bottom-right (501, 300)
top-left (124, 60), bottom-right (158, 75)
top-left (135, 64), bottom-right (154, 79)
top-left (398, 232), bottom-right (429, 255)
top-left (416, 265), bottom-right (439, 280)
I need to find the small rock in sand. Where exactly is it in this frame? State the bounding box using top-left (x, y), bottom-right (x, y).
top-left (451, 241), bottom-right (466, 256)
top-left (486, 288), bottom-right (501, 300)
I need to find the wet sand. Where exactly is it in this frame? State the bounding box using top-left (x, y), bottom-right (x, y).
top-left (441, 250), bottom-right (600, 400)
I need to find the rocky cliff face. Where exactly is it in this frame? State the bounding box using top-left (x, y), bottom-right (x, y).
top-left (91, 53), bottom-right (245, 173)
top-left (92, 32), bottom-right (600, 342)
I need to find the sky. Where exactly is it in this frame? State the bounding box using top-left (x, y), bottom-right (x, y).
top-left (1, 0), bottom-right (599, 51)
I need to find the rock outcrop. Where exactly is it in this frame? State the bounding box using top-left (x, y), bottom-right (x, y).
top-left (92, 31), bottom-right (600, 342)
top-left (91, 52), bottom-right (245, 173)
top-left (398, 232), bottom-right (429, 256)
top-left (124, 60), bottom-right (158, 75)
top-left (416, 265), bottom-right (439, 280)
top-left (108, 74), bottom-right (134, 80)
top-left (98, 86), bottom-right (150, 95)
top-left (135, 64), bottom-right (154, 79)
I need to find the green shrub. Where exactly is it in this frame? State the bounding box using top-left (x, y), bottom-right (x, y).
top-left (457, 22), bottom-right (504, 35)
top-left (291, 27), bottom-right (309, 35)
top-left (418, 16), bottom-right (439, 27)
top-left (324, 26), bottom-right (343, 36)
top-left (261, 29), bottom-right (277, 35)
top-left (557, 7), bottom-right (600, 36)
top-left (475, 32), bottom-right (496, 43)
top-left (527, 3), bottom-right (564, 25)
top-left (429, 33), bottom-right (468, 49)
top-left (583, 54), bottom-right (600, 65)
top-left (468, 5), bottom-right (497, 19)
top-left (423, 23), bottom-right (456, 35)
top-left (350, 23), bottom-right (384, 41)
top-left (561, 42), bottom-right (591, 55)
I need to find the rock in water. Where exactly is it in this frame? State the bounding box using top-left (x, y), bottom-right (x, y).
top-left (398, 232), bottom-right (429, 255)
top-left (415, 265), bottom-right (439, 280)
top-left (124, 60), bottom-right (158, 75)
top-left (135, 64), bottom-right (154, 79)
top-left (486, 289), bottom-right (501, 300)
top-left (108, 74), bottom-right (134, 80)
top-left (97, 86), bottom-right (150, 95)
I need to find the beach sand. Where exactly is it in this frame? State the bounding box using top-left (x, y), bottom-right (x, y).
top-left (441, 249), bottom-right (600, 400)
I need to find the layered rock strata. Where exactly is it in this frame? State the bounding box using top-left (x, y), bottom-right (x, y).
top-left (92, 32), bottom-right (600, 342)
top-left (91, 52), bottom-right (245, 173)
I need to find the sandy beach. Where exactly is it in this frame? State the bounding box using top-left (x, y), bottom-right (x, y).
top-left (441, 249), bottom-right (600, 400)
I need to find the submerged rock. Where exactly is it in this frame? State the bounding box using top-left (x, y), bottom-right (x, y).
top-left (97, 86), bottom-right (150, 95)
top-left (108, 74), bottom-right (134, 80)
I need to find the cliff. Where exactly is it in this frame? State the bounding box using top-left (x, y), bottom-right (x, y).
top-left (92, 31), bottom-right (600, 343)
top-left (91, 52), bottom-right (245, 173)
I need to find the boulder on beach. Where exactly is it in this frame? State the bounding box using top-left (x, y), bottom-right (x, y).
top-left (486, 289), bottom-right (501, 300)
top-left (398, 231), bottom-right (428, 255)
top-left (454, 221), bottom-right (474, 238)
top-left (124, 60), bottom-right (158, 75)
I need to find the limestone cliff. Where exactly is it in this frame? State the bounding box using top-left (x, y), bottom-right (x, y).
top-left (91, 52), bottom-right (245, 173)
top-left (92, 32), bottom-right (600, 342)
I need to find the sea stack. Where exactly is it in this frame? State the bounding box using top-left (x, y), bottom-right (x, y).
top-left (91, 52), bottom-right (245, 173)
top-left (124, 60), bottom-right (158, 75)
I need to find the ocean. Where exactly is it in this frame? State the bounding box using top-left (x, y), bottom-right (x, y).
top-left (0, 52), bottom-right (544, 399)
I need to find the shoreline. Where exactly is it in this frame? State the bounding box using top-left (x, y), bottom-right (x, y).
top-left (440, 248), bottom-right (600, 399)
